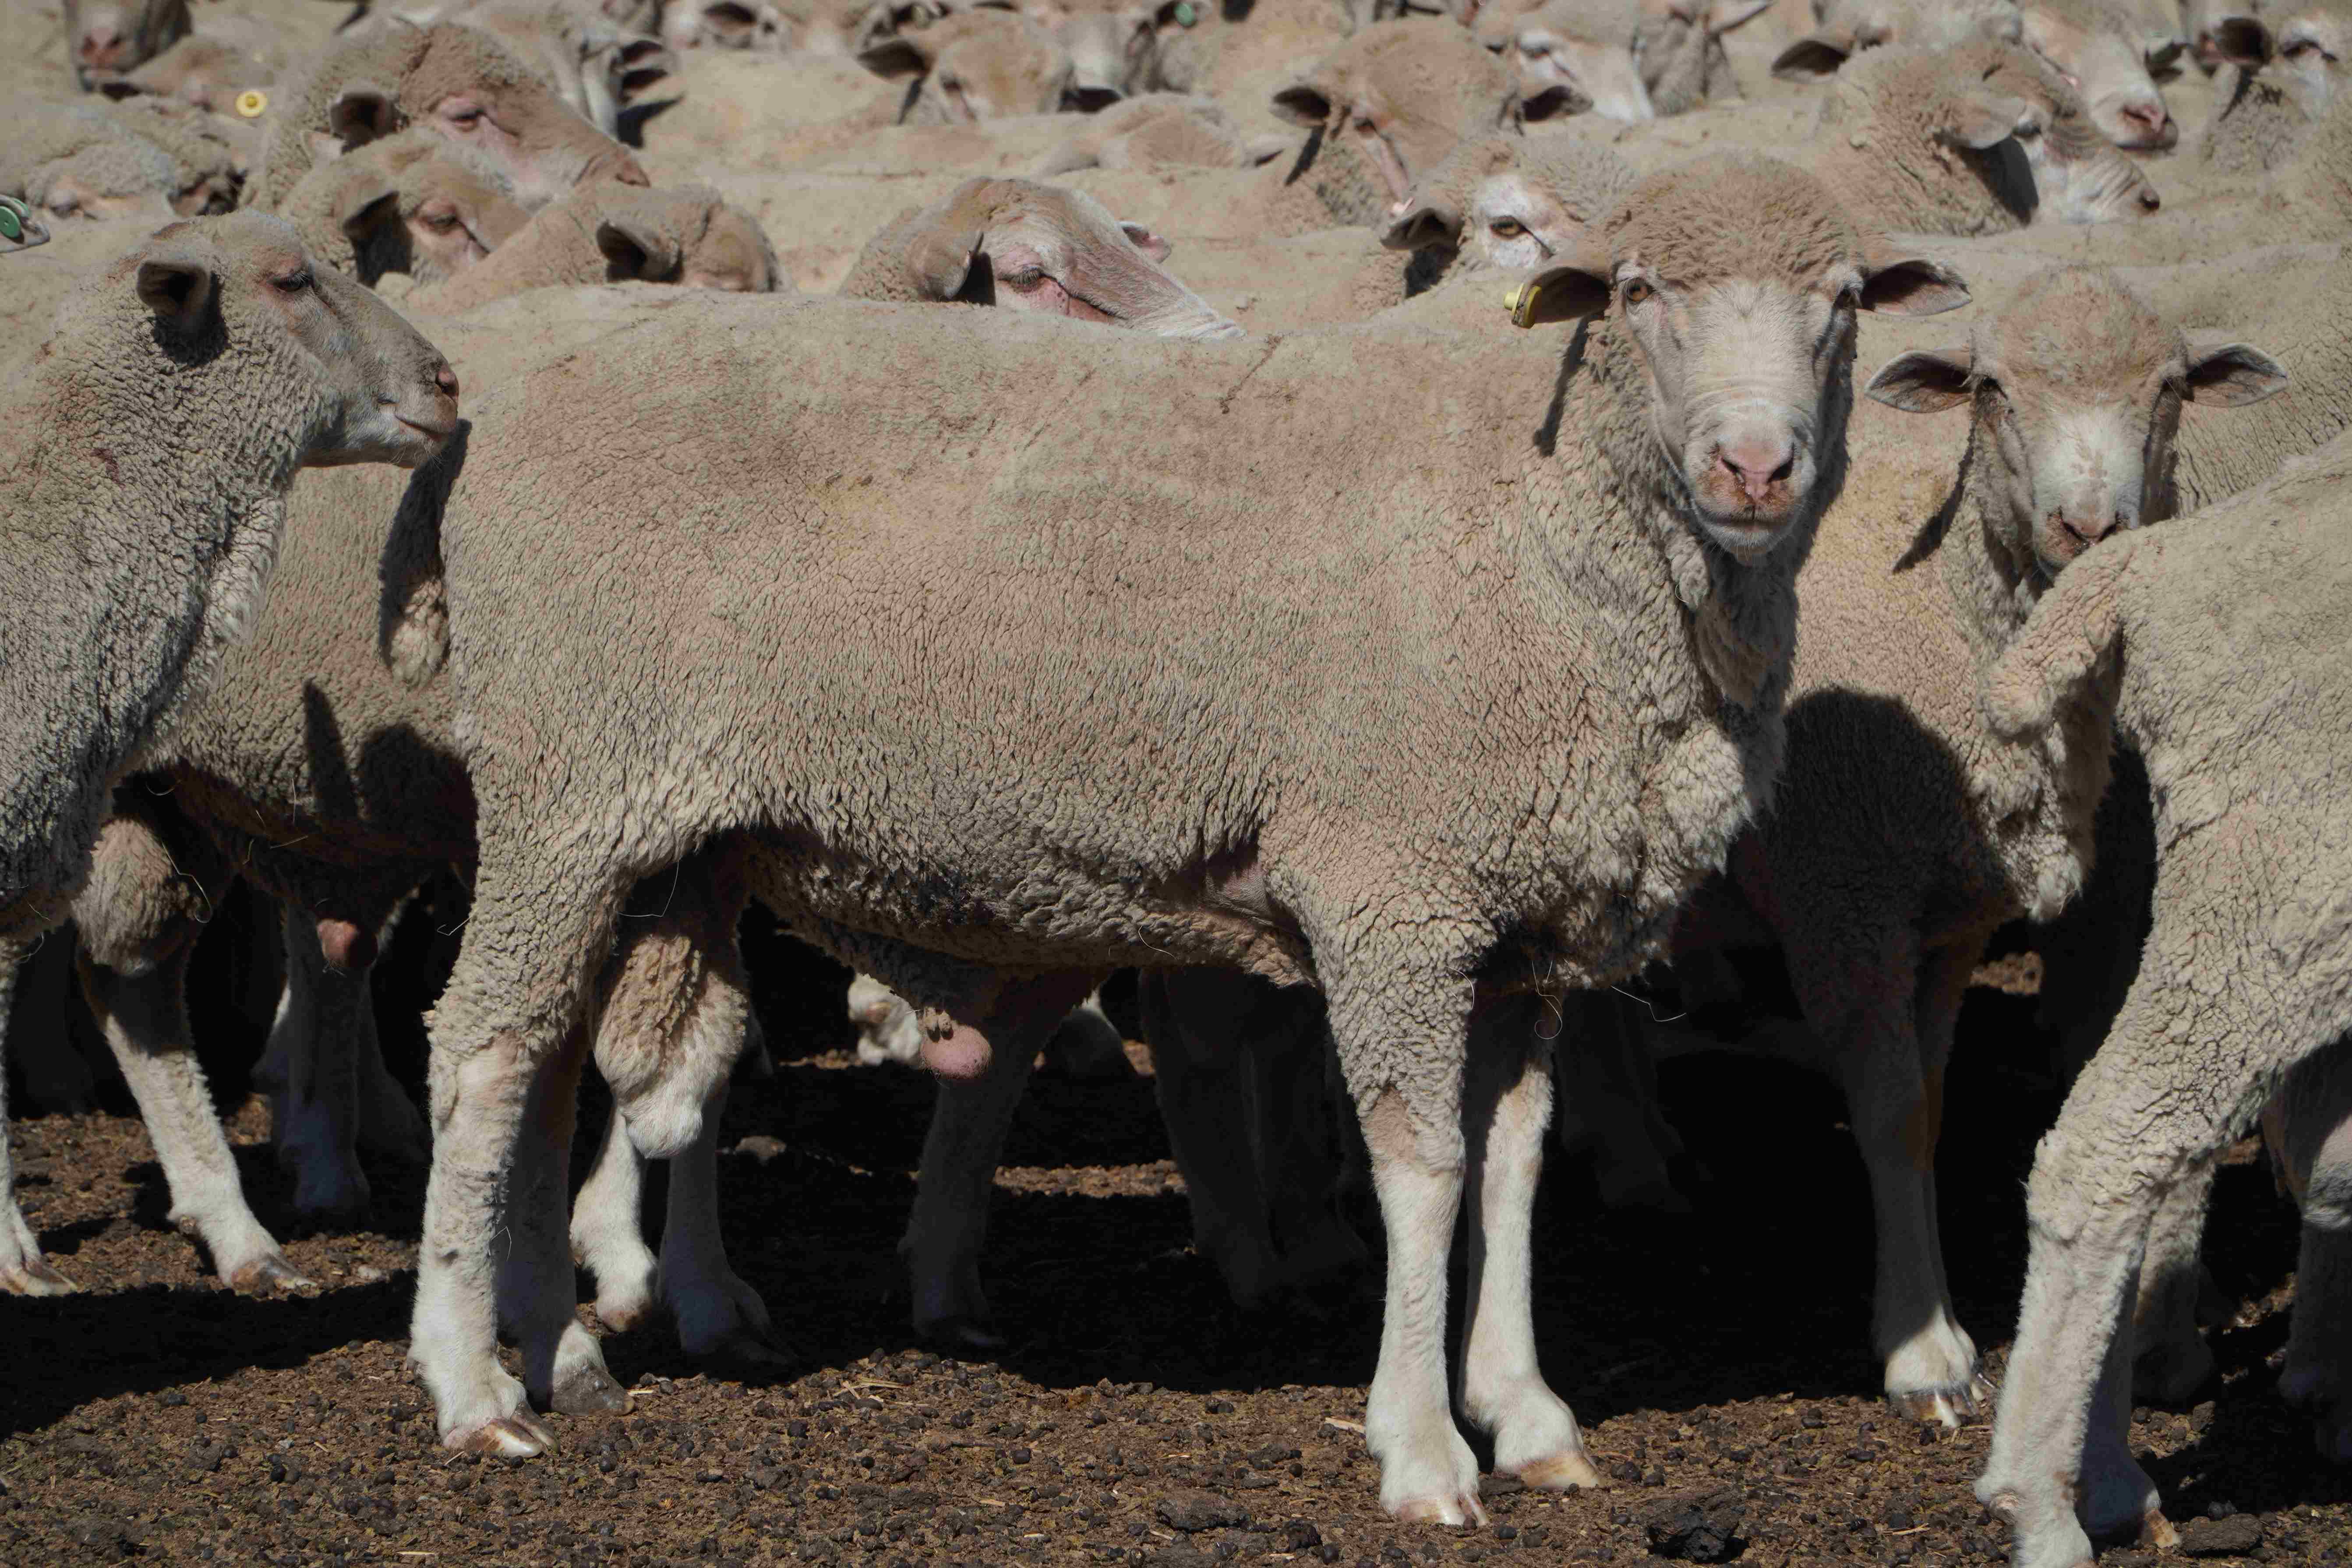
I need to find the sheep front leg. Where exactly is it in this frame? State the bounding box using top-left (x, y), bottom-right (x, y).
top-left (1358, 1084), bottom-right (1483, 1526)
top-left (1460, 995), bottom-right (1599, 1491)
top-left (74, 816), bottom-right (307, 1290)
top-left (2278, 1042), bottom-right (2352, 1459)
top-left (1141, 968), bottom-right (1289, 1307)
top-left (0, 939), bottom-right (77, 1296)
top-left (415, 862), bottom-right (621, 1459)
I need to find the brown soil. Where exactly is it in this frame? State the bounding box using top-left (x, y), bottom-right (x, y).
top-left (4, 911), bottom-right (2351, 1568)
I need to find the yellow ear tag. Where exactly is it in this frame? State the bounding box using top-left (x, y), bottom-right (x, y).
top-left (1508, 278), bottom-right (1545, 330)
top-left (236, 88), bottom-right (268, 118)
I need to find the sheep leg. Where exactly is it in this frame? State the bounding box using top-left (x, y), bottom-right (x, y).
top-left (1140, 968), bottom-right (1289, 1307)
top-left (2278, 1040), bottom-right (2352, 1459)
top-left (264, 904), bottom-right (378, 1225)
top-left (1251, 1002), bottom-right (1365, 1293)
top-left (1356, 1081), bottom-right (1484, 1527)
top-left (659, 1082), bottom-right (779, 1364)
top-left (1813, 933), bottom-right (1982, 1425)
top-left (496, 1019), bottom-right (627, 1419)
top-left (1555, 990), bottom-right (1688, 1212)
top-left (899, 973), bottom-right (1096, 1347)
top-left (0, 938), bottom-right (77, 1296)
top-left (570, 1099), bottom-right (659, 1332)
top-left (10, 936), bottom-right (97, 1114)
top-left (1459, 995), bottom-right (1599, 1491)
top-left (74, 815), bottom-right (309, 1291)
top-left (1040, 990), bottom-right (1133, 1081)
top-left (414, 860), bottom-right (623, 1459)
top-left (2130, 1159), bottom-right (2218, 1403)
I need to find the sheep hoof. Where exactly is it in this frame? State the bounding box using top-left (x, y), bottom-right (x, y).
top-left (552, 1364), bottom-right (631, 1416)
top-left (226, 1251), bottom-right (317, 1294)
top-left (920, 1315), bottom-right (1008, 1355)
top-left (1516, 1451), bottom-right (1606, 1491)
top-left (0, 1254), bottom-right (78, 1296)
top-left (450, 1413), bottom-right (556, 1459)
top-left (2139, 1509), bottom-right (2179, 1551)
top-left (1888, 1372), bottom-right (1988, 1428)
top-left (1390, 1491), bottom-right (1486, 1528)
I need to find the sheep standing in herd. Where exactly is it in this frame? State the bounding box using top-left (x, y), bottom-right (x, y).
top-left (7, 0), bottom-right (2352, 1557)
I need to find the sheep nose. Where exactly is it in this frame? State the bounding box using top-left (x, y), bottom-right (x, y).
top-left (1716, 438), bottom-right (1794, 506)
top-left (2138, 185), bottom-right (2161, 212)
top-left (2120, 102), bottom-right (2172, 142)
top-left (78, 23), bottom-right (120, 64)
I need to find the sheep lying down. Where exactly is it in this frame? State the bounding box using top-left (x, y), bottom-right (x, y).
top-left (394, 156), bottom-right (1968, 1529)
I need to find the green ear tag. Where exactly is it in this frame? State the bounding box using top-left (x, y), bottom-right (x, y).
top-left (1173, 1), bottom-right (1197, 24)
top-left (0, 206), bottom-right (21, 244)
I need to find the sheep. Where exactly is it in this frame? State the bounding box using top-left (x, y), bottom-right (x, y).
top-left (2198, 0), bottom-right (2352, 171)
top-left (2019, 0), bottom-right (2179, 148)
top-left (1265, 18), bottom-right (1523, 215)
top-left (246, 21), bottom-right (650, 213)
top-left (61, 0), bottom-right (191, 91)
top-left (1640, 266), bottom-right (2283, 1424)
top-left (1811, 40), bottom-right (2164, 232)
top-left (1498, 0), bottom-right (1772, 122)
top-left (275, 127), bottom-right (530, 285)
top-left (1771, 0), bottom-right (2024, 80)
top-left (3, 99), bottom-right (242, 226)
top-left (103, 32), bottom-right (278, 113)
top-left (1029, 90), bottom-right (1284, 173)
top-left (1380, 131), bottom-right (1638, 289)
top-left (1021, 0), bottom-right (1187, 108)
top-left (856, 8), bottom-right (1080, 120)
top-left (0, 197), bottom-right (51, 254)
top-left (385, 180), bottom-right (787, 310)
top-left (658, 0), bottom-right (798, 50)
top-left (0, 210), bottom-right (458, 1289)
top-left (407, 0), bottom-right (683, 138)
top-left (390, 157), bottom-right (1970, 1508)
top-left (835, 174), bottom-right (1234, 332)
top-left (1972, 426), bottom-right (2352, 1568)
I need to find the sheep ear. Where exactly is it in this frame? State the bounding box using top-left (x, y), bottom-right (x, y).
top-left (1119, 220), bottom-right (1172, 261)
top-left (1519, 81), bottom-right (1588, 120)
top-left (858, 35), bottom-right (933, 80)
top-left (1508, 251), bottom-right (1610, 328)
top-left (1947, 91), bottom-right (2031, 149)
top-left (1270, 79), bottom-right (1336, 129)
top-left (1708, 0), bottom-right (1773, 37)
top-left (331, 168), bottom-right (402, 238)
top-left (1866, 347), bottom-right (1974, 412)
top-left (2207, 15), bottom-right (2271, 67)
top-left (596, 214), bottom-right (682, 279)
top-left (2183, 340), bottom-right (2288, 406)
top-left (1770, 32), bottom-right (1851, 81)
top-left (328, 83), bottom-right (399, 149)
top-left (1380, 192), bottom-right (1464, 252)
top-left (617, 38), bottom-right (678, 103)
top-left (1858, 252), bottom-right (1971, 315)
top-left (135, 253), bottom-right (215, 322)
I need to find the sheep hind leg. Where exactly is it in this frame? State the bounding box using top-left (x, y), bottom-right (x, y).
top-left (659, 1082), bottom-right (780, 1366)
top-left (570, 1101), bottom-right (659, 1332)
top-left (0, 940), bottom-right (77, 1296)
top-left (265, 903), bottom-right (384, 1226)
top-left (899, 973), bottom-right (1096, 1349)
top-left (413, 857), bottom-right (623, 1459)
top-left (1140, 968), bottom-right (1290, 1308)
top-left (2129, 1159), bottom-right (2219, 1404)
top-left (498, 1021), bottom-right (626, 1419)
top-left (2278, 1038), bottom-right (2352, 1460)
top-left (1459, 994), bottom-right (1599, 1493)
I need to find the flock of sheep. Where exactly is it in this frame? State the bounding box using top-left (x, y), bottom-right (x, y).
top-left (3, 0), bottom-right (2351, 1561)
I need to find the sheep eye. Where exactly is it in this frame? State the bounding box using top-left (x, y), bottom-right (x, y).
top-left (1353, 116), bottom-right (1378, 134)
top-left (273, 269), bottom-right (314, 293)
top-left (1001, 267), bottom-right (1049, 291)
top-left (1620, 278), bottom-right (1652, 305)
top-left (1489, 218), bottom-right (1526, 238)
top-left (940, 74), bottom-right (963, 91)
top-left (420, 210), bottom-right (460, 232)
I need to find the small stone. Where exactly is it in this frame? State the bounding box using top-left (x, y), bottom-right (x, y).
top-left (1160, 1490), bottom-right (1250, 1533)
top-left (1010, 1447), bottom-right (1032, 1464)
top-left (2177, 1514), bottom-right (2264, 1558)
top-left (1280, 1520), bottom-right (1324, 1551)
top-left (1637, 1486), bottom-right (1745, 1563)
top-left (733, 1135), bottom-right (788, 1163)
top-left (159, 1390), bottom-right (187, 1408)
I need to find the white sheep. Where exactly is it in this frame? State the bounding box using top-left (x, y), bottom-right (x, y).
top-left (0, 210), bottom-right (457, 1293)
top-left (1973, 425), bottom-right (2352, 1568)
top-left (391, 158), bottom-right (1968, 1524)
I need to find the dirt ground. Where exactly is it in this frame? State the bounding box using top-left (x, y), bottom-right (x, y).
top-left (6, 900), bottom-right (2352, 1568)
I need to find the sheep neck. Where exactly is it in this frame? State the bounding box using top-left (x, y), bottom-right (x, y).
top-left (0, 318), bottom-right (322, 911)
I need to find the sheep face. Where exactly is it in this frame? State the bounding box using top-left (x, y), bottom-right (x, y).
top-left (1518, 157), bottom-right (1970, 560)
top-left (862, 11), bottom-right (1077, 120)
top-left (1867, 269), bottom-right (2287, 575)
top-left (660, 0), bottom-right (793, 49)
top-left (63, 0), bottom-right (191, 90)
top-left (1506, 13), bottom-right (1654, 121)
top-left (1992, 74), bottom-right (2163, 221)
top-left (28, 139), bottom-right (182, 225)
top-left (2264, 2), bottom-right (2352, 123)
top-left (2023, 11), bottom-right (2176, 149)
top-left (1031, 0), bottom-right (1180, 108)
top-left (1274, 21), bottom-right (1519, 204)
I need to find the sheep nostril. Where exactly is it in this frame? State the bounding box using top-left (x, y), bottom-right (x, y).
top-left (435, 365), bottom-right (460, 399)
